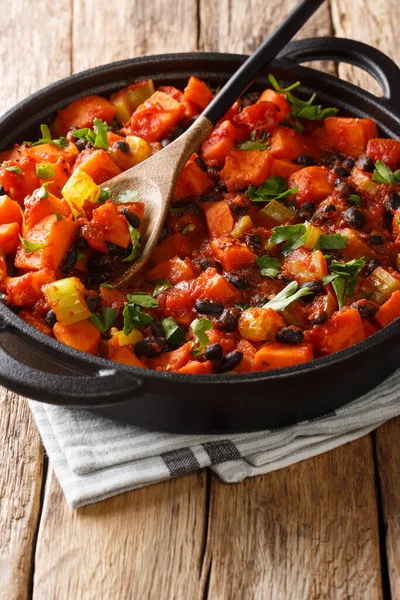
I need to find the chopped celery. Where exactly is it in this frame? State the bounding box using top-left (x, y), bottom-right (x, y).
top-left (231, 215), bottom-right (254, 239)
top-left (302, 224), bottom-right (322, 250)
top-left (61, 170), bottom-right (100, 218)
top-left (365, 267), bottom-right (400, 304)
top-left (43, 277), bottom-right (92, 325)
top-left (351, 168), bottom-right (380, 196)
top-left (261, 200), bottom-right (293, 224)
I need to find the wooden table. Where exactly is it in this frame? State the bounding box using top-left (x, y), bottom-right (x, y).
top-left (1, 1), bottom-right (399, 598)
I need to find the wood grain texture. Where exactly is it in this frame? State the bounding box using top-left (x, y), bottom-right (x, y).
top-left (33, 471), bottom-right (206, 600)
top-left (202, 439), bottom-right (383, 600)
top-left (0, 391), bottom-right (44, 600)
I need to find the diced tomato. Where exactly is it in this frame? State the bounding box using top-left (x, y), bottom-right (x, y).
top-left (18, 309), bottom-right (52, 336)
top-left (257, 89), bottom-right (292, 123)
top-left (201, 120), bottom-right (239, 166)
top-left (3, 269), bottom-right (56, 307)
top-left (52, 95), bottom-right (117, 137)
top-left (81, 202), bottom-right (131, 253)
top-left (183, 76), bottom-right (214, 110)
top-left (282, 248), bottom-right (327, 284)
top-left (123, 91), bottom-right (185, 142)
top-left (234, 339), bottom-right (257, 372)
top-left (0, 156), bottom-right (40, 204)
top-left (23, 188), bottom-right (72, 231)
top-left (232, 101), bottom-right (278, 136)
top-left (147, 256), bottom-right (196, 284)
top-left (366, 138), bottom-right (400, 171)
top-left (149, 341), bottom-right (192, 371)
top-left (151, 232), bottom-right (193, 266)
top-left (310, 308), bottom-right (365, 357)
top-left (24, 143), bottom-right (79, 167)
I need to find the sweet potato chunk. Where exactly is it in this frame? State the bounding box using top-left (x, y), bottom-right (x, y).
top-left (184, 76), bottom-right (214, 110)
top-left (366, 138), bottom-right (400, 170)
top-left (270, 127), bottom-right (319, 160)
top-left (254, 341), bottom-right (313, 370)
top-left (173, 156), bottom-right (213, 201)
top-left (0, 222), bottom-right (20, 254)
top-left (310, 308), bottom-right (365, 357)
top-left (374, 290), bottom-right (400, 328)
top-left (52, 95), bottom-right (117, 137)
top-left (220, 149), bottom-right (273, 192)
top-left (53, 319), bottom-right (101, 355)
top-left (73, 149), bottom-right (121, 185)
top-left (147, 256), bottom-right (195, 284)
top-left (201, 200), bottom-right (234, 238)
top-left (288, 166), bottom-right (333, 206)
top-left (0, 195), bottom-right (23, 227)
top-left (211, 236), bottom-right (256, 271)
top-left (322, 117), bottom-right (378, 158)
top-left (201, 120), bottom-right (239, 165)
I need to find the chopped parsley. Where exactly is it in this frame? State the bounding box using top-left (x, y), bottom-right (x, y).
top-left (372, 160), bottom-right (400, 185)
top-left (54, 211), bottom-right (63, 221)
top-left (322, 257), bottom-right (365, 309)
top-left (348, 194), bottom-right (361, 207)
top-left (126, 292), bottom-right (158, 308)
top-left (263, 281), bottom-right (312, 311)
top-left (3, 165), bottom-right (22, 174)
top-left (19, 236), bottom-right (47, 254)
top-left (247, 175), bottom-right (298, 203)
top-left (122, 225), bottom-right (141, 262)
top-left (256, 255), bottom-right (281, 278)
top-left (99, 187), bottom-right (112, 202)
top-left (72, 118), bottom-right (109, 150)
top-left (270, 223), bottom-right (306, 255)
top-left (317, 233), bottom-right (348, 250)
top-left (152, 280), bottom-right (172, 296)
top-left (190, 317), bottom-right (212, 356)
top-left (237, 130), bottom-right (269, 151)
top-left (89, 307), bottom-right (118, 334)
top-left (25, 124), bottom-right (68, 148)
top-left (36, 182), bottom-right (52, 199)
top-left (162, 317), bottom-right (185, 348)
top-left (123, 294), bottom-right (155, 335)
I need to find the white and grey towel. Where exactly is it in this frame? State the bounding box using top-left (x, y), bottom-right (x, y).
top-left (29, 367), bottom-right (400, 509)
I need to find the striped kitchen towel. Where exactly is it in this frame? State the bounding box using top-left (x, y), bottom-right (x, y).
top-left (29, 366), bottom-right (400, 508)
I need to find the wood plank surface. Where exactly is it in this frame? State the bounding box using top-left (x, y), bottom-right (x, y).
top-left (0, 2), bottom-right (72, 598)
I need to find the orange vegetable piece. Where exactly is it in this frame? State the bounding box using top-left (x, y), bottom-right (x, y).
top-left (220, 149), bottom-right (273, 192)
top-left (151, 232), bottom-right (193, 266)
top-left (0, 145), bottom-right (24, 163)
top-left (238, 307), bottom-right (285, 342)
top-left (123, 91), bottom-right (185, 143)
top-left (288, 166), bottom-right (333, 206)
top-left (310, 307), bottom-right (365, 357)
top-left (149, 341), bottom-right (192, 371)
top-left (366, 138), bottom-right (400, 170)
top-left (0, 195), bottom-right (23, 227)
top-left (211, 236), bottom-right (256, 271)
top-left (0, 156), bottom-right (39, 204)
top-left (53, 319), bottom-right (101, 355)
top-left (18, 309), bottom-right (52, 336)
top-left (37, 157), bottom-right (71, 197)
top-left (81, 202), bottom-right (131, 253)
top-left (23, 189), bottom-right (72, 231)
top-left (116, 201), bottom-right (145, 221)
top-left (100, 286), bottom-right (127, 310)
top-left (201, 120), bottom-right (239, 166)
top-left (158, 85), bottom-right (199, 119)
top-left (374, 290), bottom-right (400, 328)
top-left (254, 341), bottom-right (313, 370)
top-left (177, 360), bottom-right (214, 374)
top-left (257, 89), bottom-right (291, 123)
top-left (24, 143), bottom-right (79, 166)
top-left (322, 117), bottom-right (378, 158)
top-left (173, 155), bottom-right (213, 201)
top-left (3, 269), bottom-right (55, 307)
top-left (270, 159), bottom-right (302, 178)
top-left (282, 248), bottom-right (328, 284)
top-left (207, 330), bottom-right (237, 354)
top-left (147, 256), bottom-right (195, 284)
top-left (110, 346), bottom-right (146, 368)
top-left (14, 214), bottom-right (75, 271)
top-left (201, 200), bottom-right (234, 238)
top-left (73, 148), bottom-right (121, 185)
top-left (52, 95), bottom-right (117, 137)
top-left (0, 222), bottom-right (20, 254)
top-left (363, 319), bottom-right (379, 338)
top-left (233, 101), bottom-right (278, 135)
top-left (270, 127), bottom-right (319, 160)
top-left (0, 248), bottom-right (6, 282)
top-left (234, 339), bottom-right (257, 373)
top-left (183, 76), bottom-right (214, 110)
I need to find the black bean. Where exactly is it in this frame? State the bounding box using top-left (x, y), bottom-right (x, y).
top-left (195, 156), bottom-right (208, 172)
top-left (215, 181), bottom-right (228, 193)
top-left (364, 258), bottom-right (381, 276)
top-left (85, 272), bottom-right (111, 286)
top-left (334, 166), bottom-right (350, 178)
top-left (204, 343), bottom-right (223, 361)
top-left (251, 293), bottom-right (268, 307)
top-left (150, 319), bottom-right (165, 338)
top-left (217, 350), bottom-right (243, 372)
top-left (385, 191), bottom-right (400, 211)
top-left (217, 308), bottom-right (241, 332)
top-left (106, 242), bottom-right (131, 256)
top-left (84, 292), bottom-right (102, 313)
top-left (120, 207), bottom-right (141, 229)
top-left (342, 157), bottom-right (355, 170)
top-left (206, 164), bottom-right (222, 180)
top-left (351, 299), bottom-right (378, 318)
top-left (343, 207), bottom-right (366, 229)
top-left (224, 273), bottom-right (248, 289)
top-left (0, 292), bottom-right (6, 303)
top-left (334, 180), bottom-right (355, 197)
top-left (158, 226), bottom-right (168, 243)
top-left (59, 247), bottom-right (78, 273)
top-left (243, 233), bottom-right (264, 255)
top-left (323, 204), bottom-right (336, 213)
top-left (45, 309), bottom-right (57, 327)
top-left (297, 202), bottom-right (315, 220)
top-left (275, 326), bottom-right (305, 344)
top-left (369, 233), bottom-right (384, 246)
top-left (198, 258), bottom-right (216, 271)
top-left (297, 154), bottom-right (316, 167)
top-left (299, 280), bottom-right (325, 302)
top-left (325, 152), bottom-right (345, 167)
top-left (114, 140), bottom-right (130, 153)
top-left (134, 337), bottom-right (167, 358)
top-left (195, 299), bottom-right (224, 316)
top-left (75, 138), bottom-right (88, 152)
top-left (87, 255), bottom-right (113, 271)
top-left (356, 156), bottom-right (374, 172)
top-left (229, 203), bottom-right (248, 217)
top-left (311, 311), bottom-right (328, 325)
top-left (108, 126), bottom-right (121, 135)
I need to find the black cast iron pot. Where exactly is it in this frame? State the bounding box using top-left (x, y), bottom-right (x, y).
top-left (1, 37), bottom-right (400, 434)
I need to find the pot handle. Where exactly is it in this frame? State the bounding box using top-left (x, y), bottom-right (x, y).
top-left (0, 320), bottom-right (143, 408)
top-left (278, 37), bottom-right (400, 103)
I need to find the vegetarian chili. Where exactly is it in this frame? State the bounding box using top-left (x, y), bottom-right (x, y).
top-left (1, 74), bottom-right (400, 374)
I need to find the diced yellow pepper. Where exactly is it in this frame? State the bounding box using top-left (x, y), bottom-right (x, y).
top-left (238, 307), bottom-right (285, 342)
top-left (351, 168), bottom-right (380, 195)
top-left (61, 169), bottom-right (100, 218)
top-left (110, 80), bottom-right (155, 124)
top-left (109, 328), bottom-right (143, 349)
top-left (43, 277), bottom-right (92, 326)
top-left (125, 136), bottom-right (152, 165)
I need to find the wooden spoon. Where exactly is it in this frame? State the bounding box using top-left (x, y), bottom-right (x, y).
top-left (102, 0), bottom-right (324, 288)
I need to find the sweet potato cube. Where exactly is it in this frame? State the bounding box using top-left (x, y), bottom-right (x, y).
top-left (0, 222), bottom-right (20, 254)
top-left (366, 138), bottom-right (400, 170)
top-left (81, 202), bottom-right (131, 253)
top-left (201, 120), bottom-right (238, 165)
top-left (270, 159), bottom-right (302, 178)
top-left (24, 189), bottom-right (72, 231)
top-left (149, 341), bottom-right (192, 371)
top-left (110, 346), bottom-right (146, 368)
top-left (270, 127), bottom-right (319, 160)
top-left (184, 76), bottom-right (214, 110)
top-left (375, 290), bottom-right (400, 328)
top-left (0, 195), bottom-right (23, 227)
top-left (233, 101), bottom-right (278, 135)
top-left (52, 95), bottom-right (117, 137)
top-left (323, 117), bottom-right (378, 158)
top-left (24, 143), bottom-right (79, 166)
top-left (211, 236), bottom-right (256, 271)
top-left (288, 166), bottom-right (333, 206)
top-left (257, 89), bottom-right (292, 122)
top-left (151, 232), bottom-right (193, 266)
top-left (14, 214), bottom-right (75, 271)
top-left (73, 148), bottom-right (121, 185)
top-left (173, 156), bottom-right (213, 201)
top-left (310, 307), bottom-right (365, 357)
top-left (254, 341), bottom-right (313, 370)
top-left (177, 360), bottom-right (214, 374)
top-left (53, 319), bottom-right (101, 355)
top-left (123, 91), bottom-right (185, 142)
top-left (201, 200), bottom-right (234, 238)
top-left (147, 256), bottom-right (195, 284)
top-left (220, 149), bottom-right (273, 192)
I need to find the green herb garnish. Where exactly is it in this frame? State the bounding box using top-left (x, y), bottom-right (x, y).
top-left (348, 194), bottom-right (361, 207)
top-left (322, 257), bottom-right (365, 309)
top-left (89, 307), bottom-right (118, 334)
top-left (36, 182), bottom-right (52, 199)
top-left (247, 175), bottom-right (298, 203)
top-left (26, 124), bottom-right (68, 148)
top-left (4, 165), bottom-right (22, 174)
top-left (256, 255), bottom-right (281, 278)
top-left (54, 211), bottom-right (63, 221)
top-left (153, 280), bottom-right (172, 296)
top-left (162, 317), bottom-right (185, 348)
top-left (372, 160), bottom-right (400, 185)
top-left (36, 164), bottom-right (55, 179)
top-left (237, 130), bottom-right (269, 151)
top-left (263, 281), bottom-right (312, 311)
top-left (99, 187), bottom-right (112, 202)
top-left (72, 118), bottom-right (109, 150)
top-left (122, 225), bottom-right (141, 262)
top-left (190, 317), bottom-right (212, 356)
top-left (317, 233), bottom-right (348, 250)
top-left (126, 292), bottom-right (158, 308)
top-left (122, 294), bottom-right (154, 335)
top-left (270, 223), bottom-right (307, 255)
top-left (19, 236), bottom-right (47, 254)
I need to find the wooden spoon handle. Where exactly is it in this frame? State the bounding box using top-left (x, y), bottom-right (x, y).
top-left (202, 0), bottom-right (325, 126)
